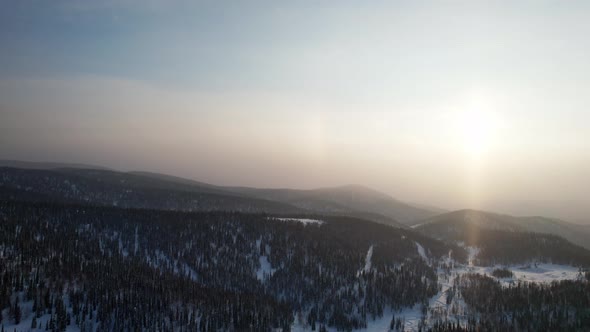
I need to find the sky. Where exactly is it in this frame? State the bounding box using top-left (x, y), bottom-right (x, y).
top-left (1, 1), bottom-right (589, 221)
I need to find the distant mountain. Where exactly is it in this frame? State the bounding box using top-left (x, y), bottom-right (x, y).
top-left (0, 161), bottom-right (444, 227)
top-left (128, 171), bottom-right (222, 191)
top-left (225, 184), bottom-right (441, 225)
top-left (0, 167), bottom-right (429, 228)
top-left (483, 199), bottom-right (590, 226)
top-left (0, 167), bottom-right (302, 214)
top-left (414, 209), bottom-right (590, 266)
top-left (0, 159), bottom-right (111, 170)
top-left (117, 173), bottom-right (435, 228)
top-left (416, 209), bottom-right (590, 250)
top-left (413, 209), bottom-right (523, 231)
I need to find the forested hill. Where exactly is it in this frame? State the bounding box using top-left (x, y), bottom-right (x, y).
top-left (0, 166), bottom-right (448, 228)
top-left (0, 200), bottom-right (463, 331)
top-left (415, 209), bottom-right (590, 250)
top-left (0, 167), bottom-right (414, 228)
top-left (417, 214), bottom-right (590, 266)
top-left (223, 184), bottom-right (440, 225)
top-left (0, 167), bottom-right (303, 214)
top-left (3, 166), bottom-right (590, 331)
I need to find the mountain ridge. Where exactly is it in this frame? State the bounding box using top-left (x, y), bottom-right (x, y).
top-left (1, 161), bottom-right (442, 227)
top-left (416, 209), bottom-right (590, 250)
top-left (0, 166), bottom-right (425, 228)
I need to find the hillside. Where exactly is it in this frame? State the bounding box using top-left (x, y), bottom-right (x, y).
top-left (414, 209), bottom-right (590, 267)
top-left (0, 159), bottom-right (112, 170)
top-left (2, 169), bottom-right (590, 331)
top-left (226, 184), bottom-right (440, 226)
top-left (416, 209), bottom-right (590, 250)
top-left (1, 166), bottom-right (438, 228)
top-left (0, 200), bottom-right (461, 331)
top-left (0, 167), bottom-right (302, 214)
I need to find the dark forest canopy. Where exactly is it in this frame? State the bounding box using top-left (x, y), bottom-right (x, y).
top-left (0, 200), bottom-right (462, 331)
top-left (1, 170), bottom-right (590, 331)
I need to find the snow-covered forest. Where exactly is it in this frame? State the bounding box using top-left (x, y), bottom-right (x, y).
top-left (1, 168), bottom-right (590, 331)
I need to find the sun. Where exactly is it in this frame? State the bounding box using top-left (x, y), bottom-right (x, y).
top-left (455, 106), bottom-right (499, 157)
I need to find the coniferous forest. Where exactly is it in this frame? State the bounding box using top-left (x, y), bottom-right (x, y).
top-left (4, 0), bottom-right (590, 330)
top-left (1, 170), bottom-right (590, 331)
top-left (0, 200), bottom-right (463, 331)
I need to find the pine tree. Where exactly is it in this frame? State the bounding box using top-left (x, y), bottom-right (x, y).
top-left (14, 298), bottom-right (21, 324)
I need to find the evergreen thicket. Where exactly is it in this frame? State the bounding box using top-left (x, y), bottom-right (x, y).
top-left (0, 201), bottom-right (459, 331)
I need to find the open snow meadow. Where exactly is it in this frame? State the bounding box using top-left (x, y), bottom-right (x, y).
top-left (275, 218), bottom-right (325, 226)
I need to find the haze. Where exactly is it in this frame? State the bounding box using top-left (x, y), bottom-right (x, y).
top-left (1, 1), bottom-right (589, 222)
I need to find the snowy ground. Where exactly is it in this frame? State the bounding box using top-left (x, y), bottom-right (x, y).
top-left (456, 246), bottom-right (584, 285)
top-left (461, 262), bottom-right (583, 285)
top-left (4, 243), bottom-right (584, 332)
top-left (361, 245), bottom-right (374, 274)
top-left (360, 246), bottom-right (583, 332)
top-left (1, 296), bottom-right (84, 332)
top-left (292, 244), bottom-right (586, 332)
top-left (257, 255), bottom-right (276, 281)
top-left (275, 217), bottom-right (324, 225)
top-left (415, 242), bottom-right (428, 261)
top-left (290, 305), bottom-right (422, 332)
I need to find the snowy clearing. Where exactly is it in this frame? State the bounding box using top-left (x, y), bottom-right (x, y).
top-left (362, 245), bottom-right (374, 274)
top-left (274, 217), bottom-right (324, 225)
top-left (415, 242), bottom-right (428, 261)
top-left (458, 246), bottom-right (583, 285)
top-left (257, 255), bottom-right (276, 281)
top-left (461, 262), bottom-right (583, 285)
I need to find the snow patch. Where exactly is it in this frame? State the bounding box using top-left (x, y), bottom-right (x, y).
top-left (464, 263), bottom-right (583, 285)
top-left (256, 255), bottom-right (276, 281)
top-left (466, 246), bottom-right (480, 267)
top-left (134, 226), bottom-right (139, 255)
top-left (274, 217), bottom-right (324, 225)
top-left (358, 245), bottom-right (374, 277)
top-left (415, 242), bottom-right (428, 261)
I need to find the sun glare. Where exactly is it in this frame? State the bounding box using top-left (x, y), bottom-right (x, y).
top-left (461, 111), bottom-right (493, 154)
top-left (455, 102), bottom-right (499, 157)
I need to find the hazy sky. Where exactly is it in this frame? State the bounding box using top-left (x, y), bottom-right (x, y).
top-left (1, 1), bottom-right (589, 219)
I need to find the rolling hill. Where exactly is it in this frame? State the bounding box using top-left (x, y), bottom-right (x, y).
top-left (0, 166), bottom-right (440, 227)
top-left (0, 159), bottom-right (112, 170)
top-left (1, 164), bottom-right (590, 331)
top-left (224, 184), bottom-right (441, 225)
top-left (415, 209), bottom-right (590, 250)
top-left (2, 164), bottom-right (443, 228)
top-left (0, 167), bottom-right (303, 214)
